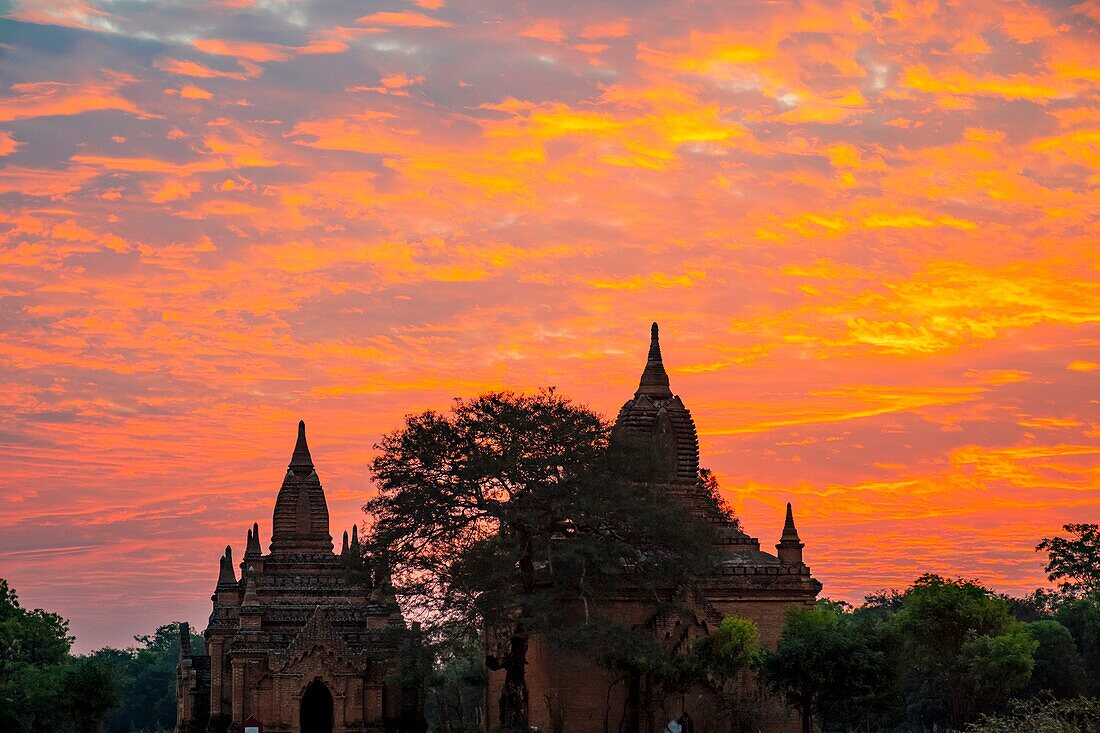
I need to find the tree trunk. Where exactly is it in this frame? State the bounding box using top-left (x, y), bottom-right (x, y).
top-left (487, 626), bottom-right (529, 733)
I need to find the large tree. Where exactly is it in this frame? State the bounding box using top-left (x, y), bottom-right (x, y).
top-left (366, 389), bottom-right (714, 732)
top-left (1037, 523), bottom-right (1100, 598)
top-left (0, 578), bottom-right (73, 733)
top-left (0, 578), bottom-right (121, 733)
top-left (889, 574), bottom-right (1036, 729)
top-left (92, 622), bottom-right (204, 733)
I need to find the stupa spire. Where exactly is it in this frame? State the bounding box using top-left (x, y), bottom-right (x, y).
top-left (781, 503), bottom-right (800, 541)
top-left (216, 545), bottom-right (237, 587)
top-left (289, 420), bottom-right (314, 476)
top-left (244, 522), bottom-right (262, 558)
top-left (776, 502), bottom-right (805, 566)
top-left (634, 322), bottom-right (674, 398)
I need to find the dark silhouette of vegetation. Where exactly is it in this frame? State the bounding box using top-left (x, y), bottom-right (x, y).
top-left (92, 623), bottom-right (205, 733)
top-left (756, 600), bottom-right (886, 733)
top-left (1037, 523), bottom-right (1100, 598)
top-left (964, 696), bottom-right (1100, 733)
top-left (0, 578), bottom-right (119, 733)
top-left (750, 528), bottom-right (1100, 733)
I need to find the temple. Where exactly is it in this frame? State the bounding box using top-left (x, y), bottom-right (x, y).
top-left (177, 422), bottom-right (420, 733)
top-left (486, 323), bottom-right (822, 733)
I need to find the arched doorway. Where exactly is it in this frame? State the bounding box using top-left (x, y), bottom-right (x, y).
top-left (300, 679), bottom-right (334, 733)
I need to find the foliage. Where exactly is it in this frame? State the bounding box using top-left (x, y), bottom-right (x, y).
top-left (1021, 621), bottom-right (1086, 699)
top-left (422, 630), bottom-right (487, 733)
top-left (1036, 524), bottom-right (1100, 598)
top-left (366, 389), bottom-right (715, 731)
top-left (63, 657), bottom-right (121, 733)
top-left (0, 578), bottom-right (72, 733)
top-left (1053, 594), bottom-right (1100, 698)
top-left (694, 615), bottom-right (758, 685)
top-left (755, 600), bottom-right (885, 733)
top-left (699, 468), bottom-right (740, 531)
top-left (95, 622), bottom-right (205, 733)
top-left (890, 574), bottom-right (1036, 729)
top-left (965, 696), bottom-right (1100, 733)
top-left (0, 578), bottom-right (128, 733)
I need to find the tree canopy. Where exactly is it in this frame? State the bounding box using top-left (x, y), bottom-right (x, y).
top-left (755, 601), bottom-right (885, 733)
top-left (0, 579), bottom-right (120, 733)
top-left (1037, 523), bottom-right (1100, 598)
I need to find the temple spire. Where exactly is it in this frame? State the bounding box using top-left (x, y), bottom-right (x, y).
top-left (776, 502), bottom-right (805, 566)
top-left (289, 420), bottom-right (314, 476)
top-left (634, 322), bottom-right (674, 399)
top-left (244, 522), bottom-right (262, 558)
top-left (781, 503), bottom-right (800, 541)
top-left (216, 546), bottom-right (237, 587)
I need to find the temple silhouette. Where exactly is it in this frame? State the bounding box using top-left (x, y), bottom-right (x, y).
top-left (177, 323), bottom-right (820, 733)
top-left (176, 423), bottom-right (420, 733)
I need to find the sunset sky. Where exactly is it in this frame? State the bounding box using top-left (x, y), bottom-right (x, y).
top-left (0, 0), bottom-right (1097, 652)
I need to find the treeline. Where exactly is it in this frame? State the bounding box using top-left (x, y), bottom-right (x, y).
top-left (409, 522), bottom-right (1100, 733)
top-left (0, 578), bottom-right (200, 733)
top-left (755, 572), bottom-right (1099, 732)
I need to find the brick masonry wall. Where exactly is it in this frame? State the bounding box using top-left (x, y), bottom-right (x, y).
top-left (487, 597), bottom-right (813, 733)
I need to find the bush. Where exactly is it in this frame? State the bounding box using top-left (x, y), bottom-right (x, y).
top-left (965, 696), bottom-right (1100, 733)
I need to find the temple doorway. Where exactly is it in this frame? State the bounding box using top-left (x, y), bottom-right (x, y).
top-left (300, 679), bottom-right (334, 733)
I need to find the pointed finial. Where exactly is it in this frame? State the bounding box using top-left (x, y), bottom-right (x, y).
top-left (350, 524), bottom-right (359, 551)
top-left (342, 530), bottom-right (349, 556)
top-left (776, 502), bottom-right (805, 566)
top-left (217, 546), bottom-right (237, 586)
top-left (781, 502), bottom-right (800, 541)
top-left (634, 321), bottom-right (673, 398)
top-left (289, 420), bottom-right (314, 476)
top-left (244, 522), bottom-right (262, 558)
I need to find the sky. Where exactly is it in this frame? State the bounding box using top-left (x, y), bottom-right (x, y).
top-left (0, 0), bottom-right (1097, 652)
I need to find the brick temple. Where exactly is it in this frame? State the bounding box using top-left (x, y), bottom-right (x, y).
top-left (176, 423), bottom-right (419, 733)
top-left (486, 324), bottom-right (822, 733)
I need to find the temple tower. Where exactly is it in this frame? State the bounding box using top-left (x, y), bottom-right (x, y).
top-left (177, 423), bottom-right (422, 733)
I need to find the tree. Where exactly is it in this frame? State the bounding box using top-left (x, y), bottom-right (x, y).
top-left (691, 616), bottom-right (759, 732)
top-left (1053, 594), bottom-right (1100, 697)
top-left (890, 575), bottom-right (1036, 729)
top-left (95, 622), bottom-right (204, 733)
top-left (62, 656), bottom-right (120, 733)
top-left (755, 601), bottom-right (884, 733)
top-left (0, 578), bottom-right (74, 733)
top-left (422, 630), bottom-right (486, 733)
top-left (1036, 523), bottom-right (1100, 598)
top-left (1020, 620), bottom-right (1086, 698)
top-left (366, 390), bottom-right (714, 732)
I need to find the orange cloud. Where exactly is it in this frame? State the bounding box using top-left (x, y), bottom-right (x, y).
top-left (0, 80), bottom-right (146, 122)
top-left (355, 11), bottom-right (451, 28)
